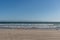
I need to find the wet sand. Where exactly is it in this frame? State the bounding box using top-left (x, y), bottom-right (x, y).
top-left (0, 29), bottom-right (60, 40)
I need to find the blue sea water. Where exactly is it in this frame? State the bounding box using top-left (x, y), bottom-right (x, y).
top-left (0, 22), bottom-right (60, 29)
top-left (0, 23), bottom-right (59, 29)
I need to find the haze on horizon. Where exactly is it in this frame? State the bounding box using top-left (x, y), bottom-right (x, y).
top-left (0, 0), bottom-right (60, 22)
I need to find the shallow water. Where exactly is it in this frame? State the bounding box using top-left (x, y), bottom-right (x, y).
top-left (0, 24), bottom-right (59, 29)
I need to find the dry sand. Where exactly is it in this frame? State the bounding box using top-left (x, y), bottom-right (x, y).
top-left (0, 29), bottom-right (60, 40)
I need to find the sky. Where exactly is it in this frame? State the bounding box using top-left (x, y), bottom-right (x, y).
top-left (0, 0), bottom-right (60, 22)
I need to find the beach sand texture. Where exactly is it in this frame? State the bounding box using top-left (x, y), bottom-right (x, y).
top-left (0, 29), bottom-right (60, 40)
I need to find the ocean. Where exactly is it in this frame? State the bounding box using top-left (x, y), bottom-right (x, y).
top-left (0, 23), bottom-right (59, 29)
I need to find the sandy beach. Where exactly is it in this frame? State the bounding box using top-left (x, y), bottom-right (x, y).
top-left (0, 29), bottom-right (60, 40)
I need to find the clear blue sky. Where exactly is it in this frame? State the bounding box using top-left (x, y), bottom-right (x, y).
top-left (0, 0), bottom-right (60, 22)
